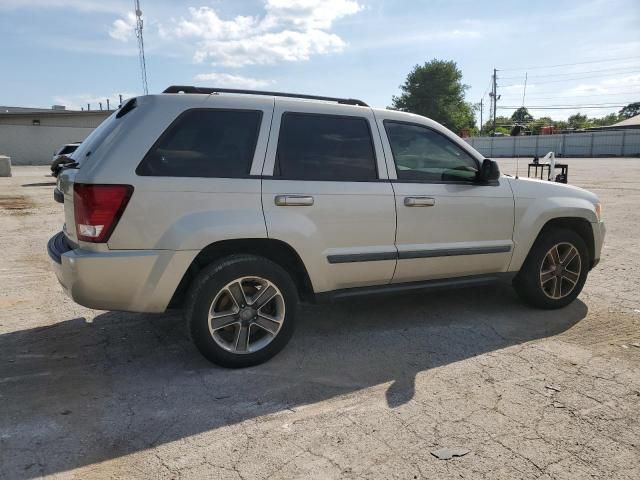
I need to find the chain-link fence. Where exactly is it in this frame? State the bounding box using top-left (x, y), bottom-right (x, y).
top-left (465, 129), bottom-right (640, 157)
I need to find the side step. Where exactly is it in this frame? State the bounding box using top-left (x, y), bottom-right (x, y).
top-left (314, 273), bottom-right (515, 303)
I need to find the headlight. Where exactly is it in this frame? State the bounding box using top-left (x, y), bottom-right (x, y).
top-left (595, 202), bottom-right (602, 221)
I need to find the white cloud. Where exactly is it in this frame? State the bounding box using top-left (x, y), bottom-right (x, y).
top-left (157, 1), bottom-right (362, 67)
top-left (109, 12), bottom-right (136, 42)
top-left (567, 73), bottom-right (640, 95)
top-left (193, 73), bottom-right (273, 89)
top-left (52, 93), bottom-right (137, 111)
top-left (193, 29), bottom-right (346, 67)
top-left (0, 0), bottom-right (127, 13)
top-left (263, 0), bottom-right (363, 30)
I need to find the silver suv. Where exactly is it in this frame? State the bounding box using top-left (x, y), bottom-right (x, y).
top-left (48, 86), bottom-right (605, 367)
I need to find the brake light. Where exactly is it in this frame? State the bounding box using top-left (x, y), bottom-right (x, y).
top-left (73, 184), bottom-right (133, 243)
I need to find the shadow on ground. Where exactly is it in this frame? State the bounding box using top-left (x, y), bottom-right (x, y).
top-left (21, 182), bottom-right (56, 187)
top-left (0, 284), bottom-right (587, 478)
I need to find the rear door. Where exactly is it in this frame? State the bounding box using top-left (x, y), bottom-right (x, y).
top-left (377, 114), bottom-right (515, 283)
top-left (261, 99), bottom-right (396, 293)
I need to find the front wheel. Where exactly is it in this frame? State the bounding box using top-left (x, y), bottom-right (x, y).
top-left (185, 255), bottom-right (297, 368)
top-left (514, 228), bottom-right (589, 309)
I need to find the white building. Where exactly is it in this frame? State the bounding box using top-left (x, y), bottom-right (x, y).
top-left (0, 106), bottom-right (110, 165)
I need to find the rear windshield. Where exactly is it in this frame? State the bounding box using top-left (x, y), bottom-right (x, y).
top-left (69, 100), bottom-right (135, 165)
top-left (58, 144), bottom-right (79, 155)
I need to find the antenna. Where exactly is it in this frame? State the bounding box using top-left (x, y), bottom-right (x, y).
top-left (134, 0), bottom-right (149, 95)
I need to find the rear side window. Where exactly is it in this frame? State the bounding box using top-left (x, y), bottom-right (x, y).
top-left (137, 109), bottom-right (262, 178)
top-left (275, 113), bottom-right (377, 181)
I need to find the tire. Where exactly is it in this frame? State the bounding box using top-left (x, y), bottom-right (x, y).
top-left (184, 254), bottom-right (298, 368)
top-left (513, 228), bottom-right (589, 309)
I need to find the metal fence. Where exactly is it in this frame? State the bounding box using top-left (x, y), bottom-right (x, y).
top-left (464, 129), bottom-right (640, 158)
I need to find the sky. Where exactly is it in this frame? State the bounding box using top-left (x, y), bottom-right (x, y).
top-left (0, 0), bottom-right (639, 124)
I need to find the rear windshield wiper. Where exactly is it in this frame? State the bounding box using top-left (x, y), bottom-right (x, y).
top-left (51, 158), bottom-right (79, 177)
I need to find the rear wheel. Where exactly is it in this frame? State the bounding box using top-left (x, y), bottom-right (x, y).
top-left (185, 255), bottom-right (297, 368)
top-left (514, 228), bottom-right (589, 309)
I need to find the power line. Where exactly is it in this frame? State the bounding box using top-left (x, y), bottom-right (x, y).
top-left (501, 102), bottom-right (627, 106)
top-left (499, 65), bottom-right (640, 80)
top-left (498, 55), bottom-right (640, 72)
top-left (499, 91), bottom-right (640, 101)
top-left (499, 71), bottom-right (640, 87)
top-left (498, 105), bottom-right (627, 110)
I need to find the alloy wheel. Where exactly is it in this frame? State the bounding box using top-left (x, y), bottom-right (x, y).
top-left (207, 276), bottom-right (285, 354)
top-left (539, 242), bottom-right (582, 300)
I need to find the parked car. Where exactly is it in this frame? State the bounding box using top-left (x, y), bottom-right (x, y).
top-left (48, 87), bottom-right (605, 368)
top-left (51, 142), bottom-right (81, 177)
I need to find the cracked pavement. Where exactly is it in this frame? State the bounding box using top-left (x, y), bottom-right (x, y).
top-left (1, 160), bottom-right (639, 479)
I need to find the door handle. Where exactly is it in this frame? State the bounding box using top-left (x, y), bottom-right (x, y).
top-left (275, 195), bottom-right (314, 206)
top-left (404, 196), bottom-right (435, 207)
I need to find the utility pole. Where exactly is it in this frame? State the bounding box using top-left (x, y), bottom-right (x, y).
top-left (488, 68), bottom-right (501, 134)
top-left (492, 68), bottom-right (497, 133)
top-left (106, 98), bottom-right (110, 110)
top-left (134, 0), bottom-right (149, 95)
top-left (479, 97), bottom-right (483, 134)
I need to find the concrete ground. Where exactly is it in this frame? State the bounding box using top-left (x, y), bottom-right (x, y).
top-left (1, 159), bottom-right (639, 480)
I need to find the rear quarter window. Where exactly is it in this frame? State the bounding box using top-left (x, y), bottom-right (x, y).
top-left (136, 109), bottom-right (262, 178)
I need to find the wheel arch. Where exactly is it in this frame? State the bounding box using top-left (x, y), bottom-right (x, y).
top-left (518, 217), bottom-right (595, 272)
top-left (168, 238), bottom-right (314, 308)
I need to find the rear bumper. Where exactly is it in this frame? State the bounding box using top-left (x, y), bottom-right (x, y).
top-left (48, 231), bottom-right (197, 313)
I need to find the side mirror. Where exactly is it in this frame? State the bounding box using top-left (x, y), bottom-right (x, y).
top-left (478, 159), bottom-right (500, 182)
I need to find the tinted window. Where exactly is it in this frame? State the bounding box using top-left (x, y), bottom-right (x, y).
top-left (69, 112), bottom-right (121, 164)
top-left (58, 145), bottom-right (79, 155)
top-left (275, 113), bottom-right (377, 181)
top-left (137, 109), bottom-right (261, 178)
top-left (385, 122), bottom-right (478, 182)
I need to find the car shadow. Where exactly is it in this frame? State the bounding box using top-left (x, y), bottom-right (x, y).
top-left (0, 284), bottom-right (587, 478)
top-left (21, 182), bottom-right (57, 187)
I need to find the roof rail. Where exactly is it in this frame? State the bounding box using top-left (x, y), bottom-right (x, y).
top-left (162, 85), bottom-right (369, 107)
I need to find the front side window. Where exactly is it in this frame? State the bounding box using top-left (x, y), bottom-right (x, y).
top-left (275, 113), bottom-right (377, 181)
top-left (137, 109), bottom-right (262, 178)
top-left (384, 121), bottom-right (478, 182)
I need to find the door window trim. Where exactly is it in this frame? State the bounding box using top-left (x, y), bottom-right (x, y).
top-left (273, 111), bottom-right (380, 182)
top-left (383, 119), bottom-right (483, 185)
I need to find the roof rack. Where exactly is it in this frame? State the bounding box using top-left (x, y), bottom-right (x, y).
top-left (162, 85), bottom-right (369, 107)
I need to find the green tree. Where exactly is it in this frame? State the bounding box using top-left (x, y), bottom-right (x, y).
top-left (482, 115), bottom-right (511, 133)
top-left (391, 59), bottom-right (476, 133)
top-left (529, 116), bottom-right (554, 135)
top-left (590, 113), bottom-right (620, 127)
top-left (511, 106), bottom-right (533, 123)
top-left (567, 113), bottom-right (589, 129)
top-left (619, 102), bottom-right (640, 119)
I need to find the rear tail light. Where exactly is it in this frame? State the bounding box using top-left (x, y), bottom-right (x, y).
top-left (73, 184), bottom-right (133, 243)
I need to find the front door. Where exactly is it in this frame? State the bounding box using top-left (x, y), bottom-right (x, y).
top-left (261, 100), bottom-right (397, 293)
top-left (377, 117), bottom-right (515, 283)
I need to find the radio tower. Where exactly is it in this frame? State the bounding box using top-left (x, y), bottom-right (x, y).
top-left (134, 0), bottom-right (149, 95)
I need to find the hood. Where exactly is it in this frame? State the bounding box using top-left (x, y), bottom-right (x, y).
top-left (506, 176), bottom-right (599, 205)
